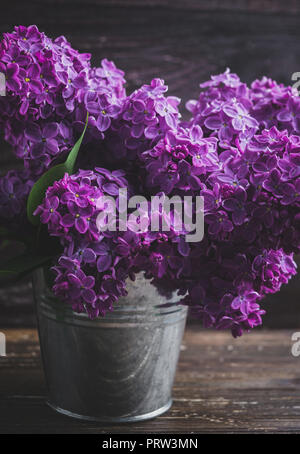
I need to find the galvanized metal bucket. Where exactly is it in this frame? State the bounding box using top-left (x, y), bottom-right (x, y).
top-left (33, 269), bottom-right (187, 423)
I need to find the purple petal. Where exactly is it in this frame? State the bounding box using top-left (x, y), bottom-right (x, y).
top-left (25, 123), bottom-right (41, 141)
top-left (83, 248), bottom-right (97, 263)
top-left (178, 239), bottom-right (190, 257)
top-left (43, 123), bottom-right (58, 139)
top-left (83, 275), bottom-right (95, 289)
top-left (97, 254), bottom-right (112, 272)
top-left (68, 274), bottom-right (81, 287)
top-left (75, 217), bottom-right (88, 234)
top-left (61, 214), bottom-right (74, 228)
top-left (97, 114), bottom-right (111, 132)
top-left (103, 182), bottom-right (120, 196)
top-left (204, 115), bottom-right (222, 130)
top-left (82, 288), bottom-right (96, 304)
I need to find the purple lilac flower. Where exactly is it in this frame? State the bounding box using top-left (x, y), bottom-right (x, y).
top-left (0, 25), bottom-right (126, 174)
top-left (103, 78), bottom-right (181, 164)
top-left (140, 69), bottom-right (300, 337)
top-left (1, 40), bottom-right (300, 339)
top-left (35, 168), bottom-right (140, 317)
top-left (25, 122), bottom-right (59, 158)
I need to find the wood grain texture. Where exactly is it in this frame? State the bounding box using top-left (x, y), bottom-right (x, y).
top-left (0, 1), bottom-right (299, 326)
top-left (1, 327), bottom-right (300, 433)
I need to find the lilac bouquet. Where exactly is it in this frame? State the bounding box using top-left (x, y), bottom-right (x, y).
top-left (0, 26), bottom-right (299, 337)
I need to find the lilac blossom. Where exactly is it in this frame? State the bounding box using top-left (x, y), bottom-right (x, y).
top-left (1, 30), bottom-right (299, 339)
top-left (0, 25), bottom-right (126, 174)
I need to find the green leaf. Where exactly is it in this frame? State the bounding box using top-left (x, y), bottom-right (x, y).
top-left (64, 115), bottom-right (89, 172)
top-left (27, 114), bottom-right (89, 225)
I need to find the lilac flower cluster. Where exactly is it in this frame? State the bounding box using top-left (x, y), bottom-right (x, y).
top-left (35, 168), bottom-right (137, 317)
top-left (103, 78), bottom-right (181, 165)
top-left (135, 69), bottom-right (300, 336)
top-left (0, 25), bottom-right (126, 175)
top-left (1, 26), bottom-right (299, 336)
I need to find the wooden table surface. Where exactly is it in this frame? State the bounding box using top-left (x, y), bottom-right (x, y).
top-left (1, 326), bottom-right (300, 434)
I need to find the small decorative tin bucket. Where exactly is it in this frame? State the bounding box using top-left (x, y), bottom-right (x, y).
top-left (33, 269), bottom-right (187, 423)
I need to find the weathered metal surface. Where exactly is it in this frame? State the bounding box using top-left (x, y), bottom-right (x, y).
top-left (33, 270), bottom-right (187, 422)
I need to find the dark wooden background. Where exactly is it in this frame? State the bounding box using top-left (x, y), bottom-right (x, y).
top-left (0, 0), bottom-right (300, 328)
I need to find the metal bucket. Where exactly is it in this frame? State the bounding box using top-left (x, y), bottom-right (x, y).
top-left (33, 269), bottom-right (187, 423)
